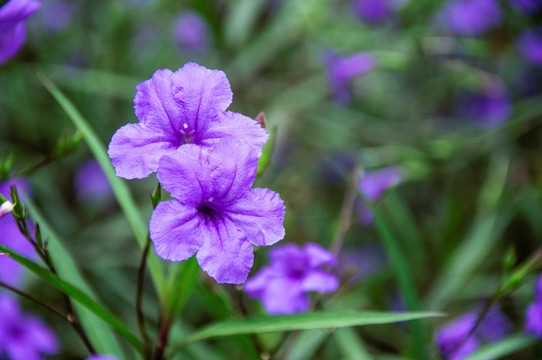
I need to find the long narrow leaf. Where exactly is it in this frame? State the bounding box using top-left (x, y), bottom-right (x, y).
top-left (180, 311), bottom-right (442, 346)
top-left (25, 200), bottom-right (124, 357)
top-left (0, 244), bottom-right (144, 354)
top-left (37, 72), bottom-right (166, 297)
top-left (463, 335), bottom-right (537, 360)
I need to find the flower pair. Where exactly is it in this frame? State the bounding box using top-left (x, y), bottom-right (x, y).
top-left (108, 62), bottom-right (285, 284)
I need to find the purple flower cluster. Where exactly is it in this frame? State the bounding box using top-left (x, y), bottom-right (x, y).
top-left (0, 294), bottom-right (58, 360)
top-left (244, 243), bottom-right (339, 314)
top-left (525, 275), bottom-right (542, 336)
top-left (461, 82), bottom-right (511, 128)
top-left (109, 62), bottom-right (285, 284)
top-left (518, 28), bottom-right (542, 67)
top-left (322, 50), bottom-right (375, 104)
top-left (352, 0), bottom-right (393, 24)
top-left (437, 306), bottom-right (510, 360)
top-left (438, 0), bottom-right (501, 36)
top-left (0, 0), bottom-right (41, 65)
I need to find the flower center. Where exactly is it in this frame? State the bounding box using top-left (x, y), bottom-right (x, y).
top-left (197, 198), bottom-right (218, 221)
top-left (179, 123), bottom-right (196, 144)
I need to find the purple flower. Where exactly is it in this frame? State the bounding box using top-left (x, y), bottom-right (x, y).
top-left (0, 179), bottom-right (34, 288)
top-left (173, 12), bottom-right (210, 52)
top-left (437, 312), bottom-right (480, 360)
top-left (244, 243), bottom-right (339, 315)
top-left (338, 243), bottom-right (385, 282)
top-left (108, 62), bottom-right (268, 179)
top-left (518, 28), bottom-right (542, 67)
top-left (40, 0), bottom-right (73, 33)
top-left (438, 0), bottom-right (501, 36)
top-left (149, 138), bottom-right (285, 284)
top-left (0, 0), bottom-right (41, 65)
top-left (511, 0), bottom-right (542, 12)
top-left (86, 356), bottom-right (120, 360)
top-left (525, 275), bottom-right (542, 336)
top-left (475, 306), bottom-right (511, 343)
top-left (75, 159), bottom-right (113, 203)
top-left (0, 294), bottom-right (58, 360)
top-left (323, 50), bottom-right (375, 104)
top-left (352, 0), bottom-right (393, 24)
top-left (461, 83), bottom-right (511, 128)
top-left (359, 167), bottom-right (402, 202)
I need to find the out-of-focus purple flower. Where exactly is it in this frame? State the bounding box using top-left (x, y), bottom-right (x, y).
top-left (462, 83), bottom-right (511, 128)
top-left (438, 0), bottom-right (501, 36)
top-left (0, 179), bottom-right (34, 288)
top-left (0, 0), bottom-right (41, 65)
top-left (173, 12), bottom-right (210, 52)
top-left (511, 0), bottom-right (542, 12)
top-left (0, 294), bottom-right (58, 359)
top-left (475, 306), bottom-right (511, 343)
top-left (41, 0), bottom-right (73, 33)
top-left (338, 243), bottom-right (384, 282)
top-left (149, 138), bottom-right (285, 284)
top-left (75, 159), bottom-right (113, 203)
top-left (245, 243), bottom-right (339, 315)
top-left (86, 356), bottom-right (120, 360)
top-left (352, 0), bottom-right (392, 23)
top-left (318, 152), bottom-right (355, 184)
top-left (438, 306), bottom-right (511, 359)
top-left (518, 28), bottom-right (542, 67)
top-left (525, 275), bottom-right (542, 336)
top-left (359, 167), bottom-right (402, 202)
top-left (323, 50), bottom-right (375, 104)
top-left (108, 62), bottom-right (268, 179)
top-left (437, 312), bottom-right (480, 360)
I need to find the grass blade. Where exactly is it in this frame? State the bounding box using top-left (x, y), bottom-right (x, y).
top-left (463, 335), bottom-right (537, 360)
top-left (0, 244), bottom-right (144, 354)
top-left (180, 311), bottom-right (442, 346)
top-left (36, 72), bottom-right (166, 297)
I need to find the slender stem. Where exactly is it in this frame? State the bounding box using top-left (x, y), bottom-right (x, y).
top-left (330, 167), bottom-right (361, 255)
top-left (137, 235), bottom-right (152, 359)
top-left (15, 216), bottom-right (96, 354)
top-left (10, 157), bottom-right (55, 179)
top-left (0, 280), bottom-right (68, 320)
top-left (153, 316), bottom-right (172, 360)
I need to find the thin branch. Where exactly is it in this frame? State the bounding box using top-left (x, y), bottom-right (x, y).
top-left (330, 167), bottom-right (361, 255)
top-left (137, 235), bottom-right (152, 359)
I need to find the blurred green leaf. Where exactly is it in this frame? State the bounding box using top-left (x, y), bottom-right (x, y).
top-left (179, 311), bottom-right (443, 346)
top-left (333, 328), bottom-right (372, 360)
top-left (167, 256), bottom-right (199, 319)
top-left (37, 72), bottom-right (166, 298)
top-left (374, 208), bottom-right (427, 359)
top-left (463, 335), bottom-right (537, 360)
top-left (0, 244), bottom-right (144, 354)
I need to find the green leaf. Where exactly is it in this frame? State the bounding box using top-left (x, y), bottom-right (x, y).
top-left (463, 335), bottom-right (537, 360)
top-left (180, 311), bottom-right (442, 346)
top-left (167, 256), bottom-right (199, 319)
top-left (373, 208), bottom-right (427, 359)
top-left (36, 72), bottom-right (166, 298)
top-left (24, 200), bottom-right (125, 357)
top-left (333, 328), bottom-right (372, 360)
top-left (0, 244), bottom-right (144, 354)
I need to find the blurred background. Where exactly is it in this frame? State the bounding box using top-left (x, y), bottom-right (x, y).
top-left (1, 0), bottom-right (542, 359)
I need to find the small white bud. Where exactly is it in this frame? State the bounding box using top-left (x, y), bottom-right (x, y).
top-left (0, 201), bottom-right (14, 218)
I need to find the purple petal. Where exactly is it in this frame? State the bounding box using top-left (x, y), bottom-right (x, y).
top-left (536, 275), bottom-right (542, 301)
top-left (0, 0), bottom-right (41, 65)
top-left (1, 216), bottom-right (35, 287)
top-left (25, 317), bottom-right (59, 354)
top-left (525, 301), bottom-right (542, 336)
top-left (262, 277), bottom-right (309, 315)
top-left (173, 62), bottom-right (233, 133)
top-left (108, 123), bottom-right (177, 179)
top-left (244, 266), bottom-right (276, 299)
top-left (209, 138), bottom-right (258, 204)
top-left (225, 188), bottom-right (285, 246)
top-left (201, 111), bottom-right (269, 155)
top-left (269, 243), bottom-right (307, 269)
top-left (304, 243), bottom-right (338, 268)
top-left (359, 167), bottom-right (402, 202)
top-left (157, 145), bottom-right (213, 206)
top-left (86, 356), bottom-right (121, 360)
top-left (196, 218), bottom-right (254, 284)
top-left (133, 68), bottom-right (183, 134)
top-left (173, 12), bottom-right (209, 51)
top-left (149, 200), bottom-right (204, 262)
top-left (438, 0), bottom-right (501, 37)
top-left (301, 269), bottom-right (339, 293)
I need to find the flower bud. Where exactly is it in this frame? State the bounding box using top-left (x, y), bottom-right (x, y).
top-left (0, 201), bottom-right (14, 218)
